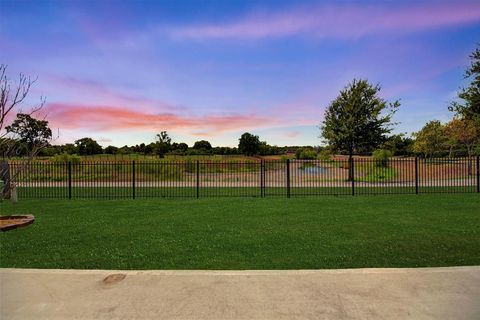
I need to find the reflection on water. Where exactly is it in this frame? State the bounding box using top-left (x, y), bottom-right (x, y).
top-left (300, 166), bottom-right (328, 174)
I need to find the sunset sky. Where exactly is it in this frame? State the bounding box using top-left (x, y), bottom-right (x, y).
top-left (1, 0), bottom-right (480, 147)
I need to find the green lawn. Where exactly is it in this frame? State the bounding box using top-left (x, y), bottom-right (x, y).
top-left (16, 185), bottom-right (479, 199)
top-left (1, 195), bottom-right (479, 269)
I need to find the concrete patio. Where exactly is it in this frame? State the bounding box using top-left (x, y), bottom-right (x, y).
top-left (1, 266), bottom-right (479, 319)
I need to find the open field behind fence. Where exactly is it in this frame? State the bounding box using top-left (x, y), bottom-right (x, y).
top-left (6, 157), bottom-right (480, 198)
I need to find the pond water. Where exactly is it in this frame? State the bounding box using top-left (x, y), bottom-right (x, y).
top-left (300, 166), bottom-right (328, 174)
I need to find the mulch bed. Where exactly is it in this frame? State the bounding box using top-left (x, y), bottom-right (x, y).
top-left (0, 215), bottom-right (35, 232)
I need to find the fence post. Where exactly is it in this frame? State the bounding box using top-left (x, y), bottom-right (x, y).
top-left (68, 161), bottom-right (72, 199)
top-left (260, 160), bottom-right (265, 197)
top-left (196, 160), bottom-right (200, 199)
top-left (286, 159), bottom-right (290, 198)
top-left (351, 157), bottom-right (355, 196)
top-left (477, 156), bottom-right (479, 193)
top-left (132, 161), bottom-right (136, 199)
top-left (415, 157), bottom-right (419, 194)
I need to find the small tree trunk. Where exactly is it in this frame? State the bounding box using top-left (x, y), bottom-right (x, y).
top-left (1, 160), bottom-right (11, 199)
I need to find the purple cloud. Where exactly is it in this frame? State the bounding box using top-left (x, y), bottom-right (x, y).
top-left (170, 2), bottom-right (480, 40)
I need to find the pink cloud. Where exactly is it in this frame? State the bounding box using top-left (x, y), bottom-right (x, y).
top-left (40, 75), bottom-right (324, 138)
top-left (44, 103), bottom-right (279, 136)
top-left (286, 131), bottom-right (300, 138)
top-left (46, 75), bottom-right (186, 113)
top-left (171, 2), bottom-right (480, 40)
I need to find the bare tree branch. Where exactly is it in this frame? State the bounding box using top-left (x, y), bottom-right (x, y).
top-left (0, 64), bottom-right (50, 199)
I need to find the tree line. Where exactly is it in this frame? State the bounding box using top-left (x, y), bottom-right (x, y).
top-left (1, 128), bottom-right (309, 158)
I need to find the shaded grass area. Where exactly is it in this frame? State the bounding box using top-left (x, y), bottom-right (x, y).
top-left (1, 195), bottom-right (479, 269)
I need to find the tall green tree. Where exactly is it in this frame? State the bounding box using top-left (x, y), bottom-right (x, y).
top-left (104, 145), bottom-right (119, 154)
top-left (74, 137), bottom-right (103, 155)
top-left (156, 131), bottom-right (171, 158)
top-left (238, 132), bottom-right (261, 156)
top-left (444, 118), bottom-right (477, 156)
top-left (193, 140), bottom-right (212, 151)
top-left (5, 113), bottom-right (52, 150)
top-left (449, 45), bottom-right (480, 127)
top-left (412, 121), bottom-right (447, 158)
top-left (320, 79), bottom-right (399, 180)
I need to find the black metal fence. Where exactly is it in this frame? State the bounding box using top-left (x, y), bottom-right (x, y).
top-left (6, 157), bottom-right (480, 199)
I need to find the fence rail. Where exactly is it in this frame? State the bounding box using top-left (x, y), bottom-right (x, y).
top-left (4, 157), bottom-right (480, 199)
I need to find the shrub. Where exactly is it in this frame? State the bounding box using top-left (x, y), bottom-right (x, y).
top-left (372, 149), bottom-right (392, 168)
top-left (318, 149), bottom-right (332, 161)
top-left (50, 153), bottom-right (82, 165)
top-left (361, 167), bottom-right (397, 182)
top-left (473, 145), bottom-right (480, 156)
top-left (295, 148), bottom-right (317, 160)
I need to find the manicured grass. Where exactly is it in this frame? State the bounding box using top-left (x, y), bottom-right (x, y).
top-left (17, 186), bottom-right (478, 199)
top-left (1, 194), bottom-right (479, 269)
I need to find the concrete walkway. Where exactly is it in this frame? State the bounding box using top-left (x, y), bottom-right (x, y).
top-left (1, 267), bottom-right (479, 320)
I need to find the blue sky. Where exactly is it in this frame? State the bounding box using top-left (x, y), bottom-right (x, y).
top-left (1, 0), bottom-right (479, 147)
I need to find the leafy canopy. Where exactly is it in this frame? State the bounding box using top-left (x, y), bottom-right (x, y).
top-left (156, 131), bottom-right (172, 158)
top-left (444, 118), bottom-right (478, 156)
top-left (238, 132), bottom-right (261, 156)
top-left (321, 79), bottom-right (399, 157)
top-left (5, 113), bottom-right (52, 149)
top-left (74, 137), bottom-right (102, 155)
top-left (381, 134), bottom-right (414, 156)
top-left (412, 120), bottom-right (447, 158)
top-left (193, 140), bottom-right (212, 150)
top-left (449, 45), bottom-right (480, 124)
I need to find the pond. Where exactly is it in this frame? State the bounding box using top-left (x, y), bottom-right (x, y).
top-left (299, 165), bottom-right (328, 174)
